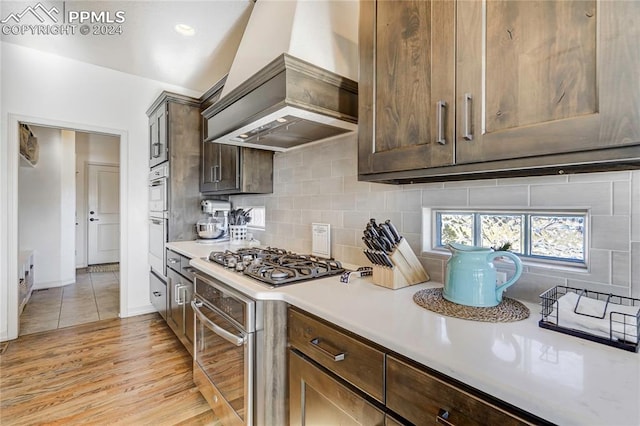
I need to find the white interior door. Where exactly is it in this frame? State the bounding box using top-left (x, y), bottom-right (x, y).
top-left (88, 164), bottom-right (120, 265)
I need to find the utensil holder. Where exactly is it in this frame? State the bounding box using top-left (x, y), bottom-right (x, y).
top-left (369, 239), bottom-right (430, 289)
top-left (229, 225), bottom-right (248, 245)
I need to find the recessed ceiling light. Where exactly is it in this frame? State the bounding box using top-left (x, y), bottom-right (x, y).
top-left (175, 23), bottom-right (195, 36)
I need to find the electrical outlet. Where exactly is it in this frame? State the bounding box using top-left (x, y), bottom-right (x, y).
top-left (496, 271), bottom-right (508, 286)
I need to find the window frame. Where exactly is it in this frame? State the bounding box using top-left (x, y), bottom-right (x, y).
top-left (430, 208), bottom-right (589, 267)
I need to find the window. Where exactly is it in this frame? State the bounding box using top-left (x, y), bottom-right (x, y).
top-left (433, 209), bottom-right (587, 264)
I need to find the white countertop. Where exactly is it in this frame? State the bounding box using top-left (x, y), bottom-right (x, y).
top-left (168, 240), bottom-right (640, 426)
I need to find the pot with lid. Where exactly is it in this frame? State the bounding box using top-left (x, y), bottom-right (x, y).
top-left (196, 200), bottom-right (230, 240)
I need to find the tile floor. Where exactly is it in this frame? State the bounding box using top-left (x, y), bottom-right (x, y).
top-left (19, 269), bottom-right (120, 336)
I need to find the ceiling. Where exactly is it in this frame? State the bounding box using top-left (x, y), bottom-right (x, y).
top-left (0, 1), bottom-right (254, 93)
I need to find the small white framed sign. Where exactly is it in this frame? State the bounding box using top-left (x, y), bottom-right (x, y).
top-left (311, 223), bottom-right (331, 258)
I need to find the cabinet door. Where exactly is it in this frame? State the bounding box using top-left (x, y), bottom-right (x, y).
top-left (456, 0), bottom-right (640, 164)
top-left (200, 141), bottom-right (219, 193)
top-left (216, 144), bottom-right (240, 192)
top-left (166, 268), bottom-right (183, 336)
top-left (150, 106), bottom-right (168, 168)
top-left (359, 0), bottom-right (455, 175)
top-left (201, 143), bottom-right (240, 193)
top-left (289, 350), bottom-right (385, 426)
top-left (386, 355), bottom-right (531, 426)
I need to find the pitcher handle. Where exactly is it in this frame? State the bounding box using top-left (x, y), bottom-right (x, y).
top-left (488, 251), bottom-right (523, 302)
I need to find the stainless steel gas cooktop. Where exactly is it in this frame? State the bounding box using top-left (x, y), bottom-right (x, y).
top-left (206, 247), bottom-right (344, 287)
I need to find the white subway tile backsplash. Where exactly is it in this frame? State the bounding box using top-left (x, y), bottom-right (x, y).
top-left (468, 185), bottom-right (528, 207)
top-left (355, 192), bottom-right (386, 211)
top-left (330, 194), bottom-right (356, 211)
top-left (568, 171), bottom-right (631, 183)
top-left (386, 189), bottom-right (422, 211)
top-left (402, 211), bottom-right (422, 234)
top-left (613, 181), bottom-right (630, 215)
top-left (232, 137), bottom-right (638, 299)
top-left (591, 215), bottom-right (630, 251)
top-left (421, 188), bottom-right (468, 207)
top-left (343, 211), bottom-right (371, 230)
top-left (530, 182), bottom-right (611, 214)
top-left (612, 251), bottom-right (631, 287)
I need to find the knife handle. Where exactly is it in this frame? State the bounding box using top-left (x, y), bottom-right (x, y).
top-left (379, 223), bottom-right (396, 246)
top-left (385, 219), bottom-right (401, 243)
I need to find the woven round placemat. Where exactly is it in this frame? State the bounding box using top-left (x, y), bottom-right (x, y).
top-left (413, 288), bottom-right (530, 323)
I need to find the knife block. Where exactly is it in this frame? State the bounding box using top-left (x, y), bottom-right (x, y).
top-left (369, 239), bottom-right (430, 290)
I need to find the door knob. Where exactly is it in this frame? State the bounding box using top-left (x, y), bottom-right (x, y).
top-left (90, 218), bottom-right (100, 222)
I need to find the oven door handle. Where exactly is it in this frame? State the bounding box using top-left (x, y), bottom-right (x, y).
top-left (192, 300), bottom-right (245, 346)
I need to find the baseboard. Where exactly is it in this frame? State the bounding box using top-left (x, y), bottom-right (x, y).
top-left (33, 277), bottom-right (76, 290)
top-left (121, 304), bottom-right (157, 318)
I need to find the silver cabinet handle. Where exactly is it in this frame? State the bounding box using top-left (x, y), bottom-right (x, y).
top-left (174, 283), bottom-right (182, 304)
top-left (152, 142), bottom-right (161, 158)
top-left (168, 258), bottom-right (180, 264)
top-left (152, 291), bottom-right (162, 297)
top-left (192, 300), bottom-right (245, 346)
top-left (463, 93), bottom-right (473, 141)
top-left (309, 337), bottom-right (345, 361)
top-left (177, 285), bottom-right (188, 306)
top-left (437, 100), bottom-right (447, 145)
top-left (89, 218), bottom-right (99, 222)
top-left (150, 218), bottom-right (162, 225)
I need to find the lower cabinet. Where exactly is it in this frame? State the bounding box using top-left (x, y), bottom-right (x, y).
top-left (387, 356), bottom-right (531, 426)
top-left (166, 249), bottom-right (194, 355)
top-left (288, 307), bottom-right (546, 426)
top-left (289, 350), bottom-right (386, 426)
top-left (149, 270), bottom-right (167, 320)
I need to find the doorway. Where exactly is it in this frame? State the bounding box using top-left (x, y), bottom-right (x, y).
top-left (17, 125), bottom-right (121, 336)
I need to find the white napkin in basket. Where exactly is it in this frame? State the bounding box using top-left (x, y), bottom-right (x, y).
top-left (553, 292), bottom-right (639, 344)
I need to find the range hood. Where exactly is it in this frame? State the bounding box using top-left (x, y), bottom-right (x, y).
top-left (201, 0), bottom-right (359, 152)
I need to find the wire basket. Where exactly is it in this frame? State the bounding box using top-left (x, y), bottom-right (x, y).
top-left (539, 286), bottom-right (640, 352)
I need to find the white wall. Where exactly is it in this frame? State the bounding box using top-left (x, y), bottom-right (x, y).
top-left (222, 0), bottom-right (358, 97)
top-left (18, 126), bottom-right (76, 288)
top-left (75, 132), bottom-right (120, 268)
top-left (0, 42), bottom-right (200, 341)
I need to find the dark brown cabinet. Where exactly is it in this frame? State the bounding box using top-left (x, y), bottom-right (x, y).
top-left (358, 0), bottom-right (455, 175)
top-left (200, 77), bottom-right (274, 195)
top-left (166, 249), bottom-right (194, 355)
top-left (289, 350), bottom-right (386, 426)
top-left (288, 308), bottom-right (545, 426)
top-left (201, 143), bottom-right (273, 195)
top-left (149, 104), bottom-right (167, 168)
top-left (386, 356), bottom-right (532, 426)
top-left (358, 0), bottom-right (640, 183)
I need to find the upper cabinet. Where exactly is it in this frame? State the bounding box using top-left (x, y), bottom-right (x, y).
top-left (147, 92), bottom-right (200, 170)
top-left (358, 0), bottom-right (640, 183)
top-left (358, 0), bottom-right (455, 175)
top-left (200, 78), bottom-right (274, 195)
top-left (148, 102), bottom-right (168, 168)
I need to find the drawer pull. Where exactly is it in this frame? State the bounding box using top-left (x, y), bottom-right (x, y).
top-left (436, 409), bottom-right (454, 425)
top-left (168, 258), bottom-right (180, 264)
top-left (309, 337), bottom-right (345, 362)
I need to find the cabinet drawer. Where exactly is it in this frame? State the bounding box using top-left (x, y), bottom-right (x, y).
top-left (288, 308), bottom-right (385, 403)
top-left (387, 356), bottom-right (532, 426)
top-left (166, 249), bottom-right (193, 279)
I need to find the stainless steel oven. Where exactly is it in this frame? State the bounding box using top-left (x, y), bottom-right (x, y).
top-left (149, 164), bottom-right (168, 213)
top-left (192, 272), bottom-right (264, 426)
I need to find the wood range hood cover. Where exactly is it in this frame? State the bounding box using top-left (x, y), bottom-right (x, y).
top-left (202, 53), bottom-right (358, 151)
top-left (201, 0), bottom-right (358, 151)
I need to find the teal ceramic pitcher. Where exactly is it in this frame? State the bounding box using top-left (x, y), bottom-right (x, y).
top-left (443, 243), bottom-right (523, 307)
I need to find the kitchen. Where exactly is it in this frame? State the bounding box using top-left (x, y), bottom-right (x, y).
top-left (2, 1), bottom-right (640, 425)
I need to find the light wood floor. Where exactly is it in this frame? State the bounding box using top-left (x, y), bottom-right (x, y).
top-left (1, 313), bottom-right (220, 425)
